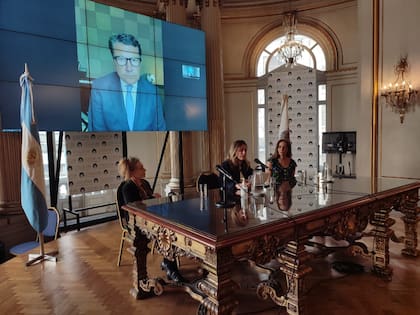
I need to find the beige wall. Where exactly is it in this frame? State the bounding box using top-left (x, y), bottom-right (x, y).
top-left (326, 72), bottom-right (359, 172)
top-left (126, 132), bottom-right (170, 195)
top-left (356, 0), bottom-right (373, 177)
top-left (358, 0), bottom-right (420, 179)
top-left (379, 0), bottom-right (420, 178)
top-left (224, 84), bottom-right (257, 159)
top-left (317, 3), bottom-right (359, 67)
top-left (328, 77), bottom-right (359, 132)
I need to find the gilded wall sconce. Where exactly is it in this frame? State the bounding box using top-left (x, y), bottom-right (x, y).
top-left (381, 57), bottom-right (418, 123)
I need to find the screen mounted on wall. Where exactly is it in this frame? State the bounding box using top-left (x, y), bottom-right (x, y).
top-left (0, 0), bottom-right (207, 132)
top-left (322, 131), bottom-right (356, 154)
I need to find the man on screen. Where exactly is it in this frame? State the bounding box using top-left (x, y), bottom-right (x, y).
top-left (88, 33), bottom-right (166, 131)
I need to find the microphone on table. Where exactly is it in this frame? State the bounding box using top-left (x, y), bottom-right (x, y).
top-left (215, 165), bottom-right (236, 208)
top-left (216, 164), bottom-right (235, 182)
top-left (254, 158), bottom-right (268, 172)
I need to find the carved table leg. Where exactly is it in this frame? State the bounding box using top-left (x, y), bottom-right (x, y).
top-left (196, 247), bottom-right (238, 315)
top-left (277, 240), bottom-right (312, 315)
top-left (400, 191), bottom-right (419, 257)
top-left (370, 207), bottom-right (393, 280)
top-left (129, 225), bottom-right (163, 299)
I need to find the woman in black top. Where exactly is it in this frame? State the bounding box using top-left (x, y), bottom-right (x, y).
top-left (219, 140), bottom-right (253, 196)
top-left (117, 157), bottom-right (159, 223)
top-left (118, 159), bottom-right (156, 204)
top-left (117, 157), bottom-right (185, 283)
top-left (267, 139), bottom-right (297, 184)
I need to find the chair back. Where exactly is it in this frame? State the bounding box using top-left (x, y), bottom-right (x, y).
top-left (43, 207), bottom-right (60, 239)
top-left (196, 172), bottom-right (220, 192)
top-left (116, 182), bottom-right (128, 230)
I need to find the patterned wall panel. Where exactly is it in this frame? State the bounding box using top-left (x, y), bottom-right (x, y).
top-left (65, 132), bottom-right (123, 195)
top-left (266, 66), bottom-right (318, 178)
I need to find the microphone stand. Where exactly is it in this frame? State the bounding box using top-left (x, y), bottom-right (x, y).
top-left (215, 174), bottom-right (235, 208)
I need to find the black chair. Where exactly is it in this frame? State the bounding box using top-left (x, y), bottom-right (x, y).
top-left (116, 183), bottom-right (133, 267)
top-left (115, 183), bottom-right (160, 265)
top-left (196, 172), bottom-right (220, 192)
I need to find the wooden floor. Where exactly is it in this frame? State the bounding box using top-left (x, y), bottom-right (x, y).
top-left (1, 213), bottom-right (420, 315)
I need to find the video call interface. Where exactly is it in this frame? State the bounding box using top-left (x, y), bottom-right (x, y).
top-left (0, 0), bottom-right (207, 132)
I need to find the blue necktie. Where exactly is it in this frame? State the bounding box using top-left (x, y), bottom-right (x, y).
top-left (126, 85), bottom-right (135, 130)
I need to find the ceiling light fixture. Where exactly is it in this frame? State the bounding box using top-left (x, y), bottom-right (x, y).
top-left (278, 11), bottom-right (303, 67)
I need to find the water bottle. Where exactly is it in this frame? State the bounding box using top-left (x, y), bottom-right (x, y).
top-left (323, 162), bottom-right (328, 180)
top-left (240, 178), bottom-right (247, 198)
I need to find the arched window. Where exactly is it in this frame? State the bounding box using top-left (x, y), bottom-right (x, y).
top-left (257, 34), bottom-right (326, 75)
top-left (256, 34), bottom-right (326, 171)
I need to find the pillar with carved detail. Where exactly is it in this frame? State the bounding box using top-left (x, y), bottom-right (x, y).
top-left (401, 190), bottom-right (419, 257)
top-left (200, 0), bottom-right (226, 172)
top-left (279, 240), bottom-right (312, 315)
top-left (370, 206), bottom-right (393, 280)
top-left (197, 246), bottom-right (238, 315)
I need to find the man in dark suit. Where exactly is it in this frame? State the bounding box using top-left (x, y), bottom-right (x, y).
top-left (88, 33), bottom-right (166, 131)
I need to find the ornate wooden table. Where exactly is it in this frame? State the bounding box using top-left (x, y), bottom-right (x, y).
top-left (122, 177), bottom-right (419, 315)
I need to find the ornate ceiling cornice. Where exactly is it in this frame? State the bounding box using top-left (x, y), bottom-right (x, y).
top-left (220, 0), bottom-right (356, 19)
top-left (221, 0), bottom-right (353, 9)
top-left (94, 0), bottom-right (357, 27)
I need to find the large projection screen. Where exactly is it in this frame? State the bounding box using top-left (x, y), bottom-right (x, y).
top-left (0, 0), bottom-right (207, 132)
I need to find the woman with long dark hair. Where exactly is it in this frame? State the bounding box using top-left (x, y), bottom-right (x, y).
top-left (267, 139), bottom-right (297, 184)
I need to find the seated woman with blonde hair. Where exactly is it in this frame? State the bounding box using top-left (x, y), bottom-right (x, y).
top-left (219, 139), bottom-right (253, 196)
top-left (117, 157), bottom-right (160, 206)
top-left (117, 157), bottom-right (186, 283)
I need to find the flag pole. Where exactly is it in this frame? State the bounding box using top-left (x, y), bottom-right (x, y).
top-left (26, 233), bottom-right (46, 266)
top-left (26, 233), bottom-right (59, 266)
top-left (20, 63), bottom-right (58, 266)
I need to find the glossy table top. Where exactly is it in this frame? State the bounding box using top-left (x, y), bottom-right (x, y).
top-left (124, 177), bottom-right (419, 245)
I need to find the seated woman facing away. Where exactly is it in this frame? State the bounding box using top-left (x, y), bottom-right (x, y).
top-left (117, 157), bottom-right (186, 283)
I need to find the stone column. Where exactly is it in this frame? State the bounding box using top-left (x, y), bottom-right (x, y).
top-left (166, 131), bottom-right (181, 193)
top-left (200, 0), bottom-right (226, 171)
top-left (164, 0), bottom-right (188, 24)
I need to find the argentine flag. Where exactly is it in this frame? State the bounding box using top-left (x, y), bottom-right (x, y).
top-left (278, 94), bottom-right (290, 143)
top-left (20, 67), bottom-right (48, 233)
